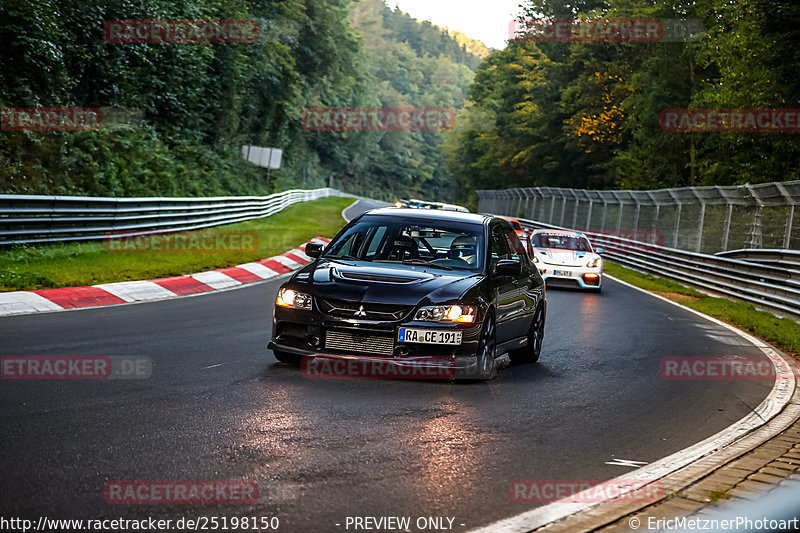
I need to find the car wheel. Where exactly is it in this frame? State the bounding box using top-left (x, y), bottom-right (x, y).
top-left (470, 315), bottom-right (497, 381)
top-left (273, 350), bottom-right (301, 366)
top-left (510, 303), bottom-right (545, 364)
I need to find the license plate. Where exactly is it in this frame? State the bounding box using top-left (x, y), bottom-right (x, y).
top-left (552, 270), bottom-right (573, 277)
top-left (398, 328), bottom-right (462, 345)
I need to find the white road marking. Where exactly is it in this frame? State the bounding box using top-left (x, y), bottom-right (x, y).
top-left (202, 363), bottom-right (225, 369)
top-left (605, 459), bottom-right (648, 468)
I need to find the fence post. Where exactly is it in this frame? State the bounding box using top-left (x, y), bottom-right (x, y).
top-left (745, 184), bottom-right (764, 249)
top-left (571, 190), bottom-right (580, 229)
top-left (775, 182), bottom-right (795, 249)
top-left (611, 191), bottom-right (624, 233)
top-left (722, 203), bottom-right (733, 251)
top-left (585, 199), bottom-right (594, 230)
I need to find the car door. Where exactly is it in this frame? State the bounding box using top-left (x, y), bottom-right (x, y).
top-left (488, 222), bottom-right (520, 344)
top-left (505, 226), bottom-right (541, 338)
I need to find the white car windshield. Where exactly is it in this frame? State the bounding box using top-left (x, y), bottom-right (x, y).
top-left (532, 233), bottom-right (592, 252)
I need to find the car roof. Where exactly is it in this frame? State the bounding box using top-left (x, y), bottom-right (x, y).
top-left (532, 229), bottom-right (588, 238)
top-left (365, 207), bottom-right (491, 224)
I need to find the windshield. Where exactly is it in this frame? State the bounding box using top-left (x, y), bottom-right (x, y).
top-left (325, 217), bottom-right (484, 271)
top-left (531, 233), bottom-right (593, 252)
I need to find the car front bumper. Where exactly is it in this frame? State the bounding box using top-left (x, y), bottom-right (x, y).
top-left (537, 264), bottom-right (603, 289)
top-left (269, 306), bottom-right (484, 379)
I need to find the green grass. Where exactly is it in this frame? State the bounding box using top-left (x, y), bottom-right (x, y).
top-left (0, 196), bottom-right (353, 291)
top-left (605, 261), bottom-right (800, 356)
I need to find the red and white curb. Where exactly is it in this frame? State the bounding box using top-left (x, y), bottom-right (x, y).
top-left (0, 238), bottom-right (331, 317)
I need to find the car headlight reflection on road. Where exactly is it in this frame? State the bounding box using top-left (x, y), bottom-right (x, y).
top-left (276, 288), bottom-right (313, 310)
top-left (415, 305), bottom-right (476, 324)
top-left (586, 256), bottom-right (601, 268)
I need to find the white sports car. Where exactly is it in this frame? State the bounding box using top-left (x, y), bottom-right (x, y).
top-left (527, 229), bottom-right (604, 292)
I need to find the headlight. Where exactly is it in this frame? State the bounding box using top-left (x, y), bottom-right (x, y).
top-left (276, 288), bottom-right (313, 310)
top-left (531, 255), bottom-right (539, 263)
top-left (586, 256), bottom-right (601, 268)
top-left (415, 305), bottom-right (476, 324)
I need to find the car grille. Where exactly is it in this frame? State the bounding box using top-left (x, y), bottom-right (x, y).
top-left (325, 330), bottom-right (395, 356)
top-left (318, 298), bottom-right (412, 321)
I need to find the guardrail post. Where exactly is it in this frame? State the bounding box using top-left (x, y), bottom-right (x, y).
top-left (585, 200), bottom-right (593, 230)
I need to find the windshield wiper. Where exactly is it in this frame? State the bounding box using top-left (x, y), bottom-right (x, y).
top-left (327, 254), bottom-right (361, 261)
top-left (374, 259), bottom-right (455, 270)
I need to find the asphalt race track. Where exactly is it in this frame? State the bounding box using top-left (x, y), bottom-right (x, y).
top-left (0, 201), bottom-right (775, 532)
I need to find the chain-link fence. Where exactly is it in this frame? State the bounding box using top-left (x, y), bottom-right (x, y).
top-left (477, 181), bottom-right (800, 254)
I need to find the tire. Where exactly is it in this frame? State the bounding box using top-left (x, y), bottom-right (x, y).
top-left (509, 303), bottom-right (545, 364)
top-left (460, 314), bottom-right (497, 382)
top-left (273, 350), bottom-right (302, 366)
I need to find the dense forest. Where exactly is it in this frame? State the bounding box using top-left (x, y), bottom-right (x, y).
top-left (444, 0), bottom-right (800, 206)
top-left (0, 0), bottom-right (486, 200)
top-left (1, 0), bottom-right (798, 206)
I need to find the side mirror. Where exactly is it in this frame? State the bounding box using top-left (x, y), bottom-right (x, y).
top-left (494, 259), bottom-right (521, 276)
top-left (596, 247), bottom-right (606, 254)
top-left (305, 243), bottom-right (323, 258)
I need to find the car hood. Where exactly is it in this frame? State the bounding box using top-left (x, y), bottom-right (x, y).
top-left (294, 259), bottom-right (483, 305)
top-left (534, 248), bottom-right (593, 267)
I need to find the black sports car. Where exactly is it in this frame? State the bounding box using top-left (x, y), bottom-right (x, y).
top-left (268, 208), bottom-right (546, 380)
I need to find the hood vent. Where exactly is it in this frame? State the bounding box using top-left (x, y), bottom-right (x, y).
top-left (334, 270), bottom-right (425, 284)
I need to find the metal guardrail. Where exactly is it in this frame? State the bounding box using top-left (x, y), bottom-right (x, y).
top-left (716, 249), bottom-right (800, 271)
top-left (0, 188), bottom-right (350, 246)
top-left (477, 180), bottom-right (800, 253)
top-left (512, 217), bottom-right (800, 319)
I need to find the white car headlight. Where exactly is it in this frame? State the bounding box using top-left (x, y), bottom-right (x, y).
top-left (586, 256), bottom-right (602, 268)
top-left (276, 288), bottom-right (313, 310)
top-left (415, 305), bottom-right (476, 324)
